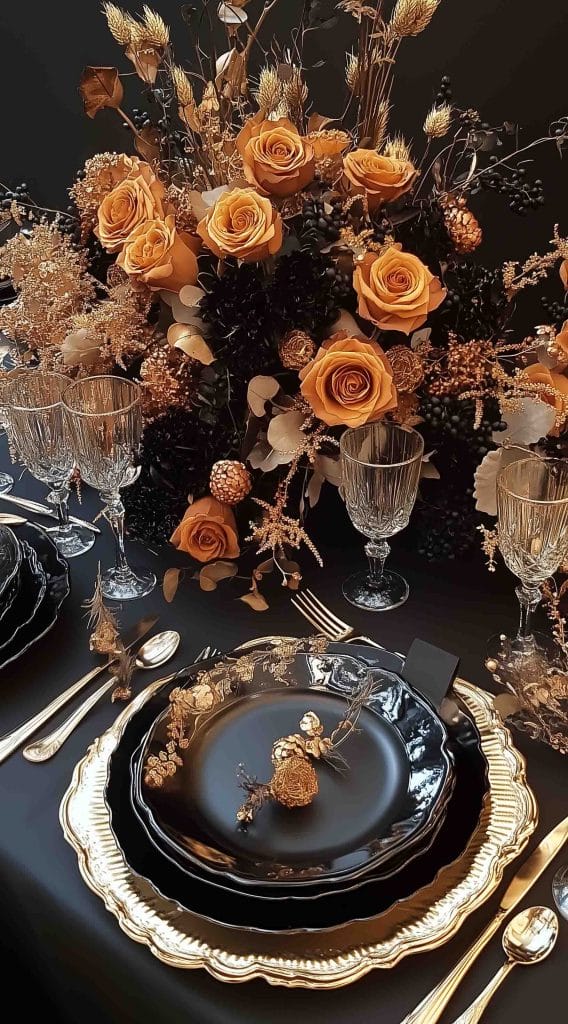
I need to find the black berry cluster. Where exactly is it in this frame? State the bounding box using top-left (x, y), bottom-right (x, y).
top-left (410, 483), bottom-right (480, 561)
top-left (420, 394), bottom-right (507, 461)
top-left (301, 197), bottom-right (346, 245)
top-left (541, 294), bottom-right (568, 329)
top-left (435, 75), bottom-right (452, 105)
top-left (0, 181), bottom-right (31, 211)
top-left (471, 157), bottom-right (544, 215)
top-left (441, 260), bottom-right (509, 341)
top-left (131, 108), bottom-right (152, 130)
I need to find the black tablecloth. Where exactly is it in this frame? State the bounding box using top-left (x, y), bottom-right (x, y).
top-left (0, 437), bottom-right (566, 1024)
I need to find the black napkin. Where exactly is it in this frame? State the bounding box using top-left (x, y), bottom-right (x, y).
top-left (402, 638), bottom-right (460, 709)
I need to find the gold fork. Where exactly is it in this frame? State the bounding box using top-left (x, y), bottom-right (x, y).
top-left (291, 588), bottom-right (404, 658)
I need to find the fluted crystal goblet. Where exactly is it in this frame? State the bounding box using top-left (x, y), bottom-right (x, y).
top-left (5, 371), bottom-right (94, 557)
top-left (63, 375), bottom-right (155, 600)
top-left (340, 421), bottom-right (424, 611)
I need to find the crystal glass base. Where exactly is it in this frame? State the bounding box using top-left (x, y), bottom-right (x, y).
top-left (101, 565), bottom-right (156, 601)
top-left (486, 631), bottom-right (566, 684)
top-left (553, 866), bottom-right (568, 921)
top-left (51, 524), bottom-right (95, 559)
top-left (342, 570), bottom-right (409, 612)
top-left (0, 471), bottom-right (13, 494)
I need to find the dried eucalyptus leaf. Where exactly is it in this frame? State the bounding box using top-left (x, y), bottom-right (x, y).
top-left (199, 560), bottom-right (237, 591)
top-left (79, 67), bottom-right (123, 119)
top-left (266, 410), bottom-right (306, 455)
top-left (247, 375), bottom-right (280, 417)
top-left (239, 589), bottom-right (269, 611)
top-left (163, 567), bottom-right (181, 603)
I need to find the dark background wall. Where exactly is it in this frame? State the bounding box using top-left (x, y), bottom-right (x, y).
top-left (0, 0), bottom-right (566, 321)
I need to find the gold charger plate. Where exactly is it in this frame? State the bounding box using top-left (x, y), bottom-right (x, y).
top-left (60, 656), bottom-right (537, 989)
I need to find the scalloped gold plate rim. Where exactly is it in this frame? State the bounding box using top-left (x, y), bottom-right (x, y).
top-left (60, 667), bottom-right (537, 989)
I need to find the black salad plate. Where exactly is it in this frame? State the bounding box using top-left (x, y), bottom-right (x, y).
top-left (137, 649), bottom-right (453, 887)
top-left (106, 646), bottom-right (487, 933)
top-left (0, 540), bottom-right (46, 650)
top-left (0, 525), bottom-right (22, 604)
top-left (0, 523), bottom-right (69, 671)
top-left (130, 734), bottom-right (449, 903)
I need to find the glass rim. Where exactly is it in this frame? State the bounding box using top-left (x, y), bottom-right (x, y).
top-left (6, 371), bottom-right (71, 413)
top-left (498, 456), bottom-right (568, 506)
top-left (62, 374), bottom-right (140, 418)
top-left (340, 422), bottom-right (425, 468)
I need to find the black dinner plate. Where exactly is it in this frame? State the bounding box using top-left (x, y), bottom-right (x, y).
top-left (0, 525), bottom-right (22, 604)
top-left (106, 647), bottom-right (487, 934)
top-left (0, 539), bottom-right (46, 651)
top-left (0, 523), bottom-right (69, 672)
top-left (137, 650), bottom-right (454, 888)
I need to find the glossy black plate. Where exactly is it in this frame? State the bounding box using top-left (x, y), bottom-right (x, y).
top-left (0, 523), bottom-right (69, 672)
top-left (106, 646), bottom-right (487, 933)
top-left (0, 540), bottom-right (46, 651)
top-left (0, 525), bottom-right (21, 604)
top-left (130, 734), bottom-right (448, 903)
top-left (138, 650), bottom-right (453, 887)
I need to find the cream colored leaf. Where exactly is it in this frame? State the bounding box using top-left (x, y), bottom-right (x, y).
top-left (167, 324), bottom-right (215, 364)
top-left (247, 375), bottom-right (280, 417)
top-left (162, 567), bottom-right (181, 603)
top-left (474, 446), bottom-right (529, 516)
top-left (178, 284), bottom-right (206, 308)
top-left (306, 470), bottom-right (325, 509)
top-left (493, 693), bottom-right (522, 720)
top-left (217, 3), bottom-right (248, 24)
top-left (495, 397), bottom-right (556, 446)
top-left (61, 328), bottom-right (101, 368)
top-left (410, 327), bottom-right (432, 350)
top-left (329, 309), bottom-right (360, 337)
top-left (314, 452), bottom-right (341, 487)
top-left (267, 410), bottom-right (306, 454)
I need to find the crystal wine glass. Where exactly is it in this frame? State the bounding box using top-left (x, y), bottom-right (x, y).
top-left (0, 378), bottom-right (14, 494)
top-left (63, 375), bottom-right (155, 600)
top-left (487, 457), bottom-right (568, 671)
top-left (340, 421), bottom-right (424, 611)
top-left (5, 371), bottom-right (95, 557)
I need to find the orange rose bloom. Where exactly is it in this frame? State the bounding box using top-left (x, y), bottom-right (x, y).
top-left (117, 214), bottom-right (200, 291)
top-left (522, 363), bottom-right (568, 436)
top-left (170, 496), bottom-right (240, 563)
top-left (342, 150), bottom-right (417, 211)
top-left (236, 116), bottom-right (315, 198)
top-left (299, 332), bottom-right (397, 428)
top-left (96, 161), bottom-right (166, 253)
top-left (354, 248), bottom-right (446, 335)
top-left (309, 130), bottom-right (350, 160)
top-left (197, 187), bottom-right (283, 262)
top-left (556, 319), bottom-right (568, 362)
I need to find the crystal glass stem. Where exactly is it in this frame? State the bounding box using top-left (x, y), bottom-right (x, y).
top-left (365, 540), bottom-right (390, 588)
top-left (104, 492), bottom-right (131, 578)
top-left (514, 583), bottom-right (541, 654)
top-left (49, 485), bottom-right (73, 537)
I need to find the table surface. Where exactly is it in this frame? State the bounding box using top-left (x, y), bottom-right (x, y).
top-left (0, 440), bottom-right (566, 1024)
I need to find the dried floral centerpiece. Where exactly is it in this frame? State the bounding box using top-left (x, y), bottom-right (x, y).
top-left (1, 1), bottom-right (568, 603)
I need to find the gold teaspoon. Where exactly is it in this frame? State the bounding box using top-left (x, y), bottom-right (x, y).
top-left (449, 906), bottom-right (558, 1024)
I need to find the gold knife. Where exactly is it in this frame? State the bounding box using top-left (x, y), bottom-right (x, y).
top-left (0, 615), bottom-right (158, 764)
top-left (402, 815), bottom-right (568, 1024)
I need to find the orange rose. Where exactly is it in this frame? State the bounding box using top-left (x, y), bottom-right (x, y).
top-left (117, 214), bottom-right (200, 291)
top-left (556, 319), bottom-right (568, 361)
top-left (299, 331), bottom-right (397, 428)
top-left (522, 363), bottom-right (568, 436)
top-left (236, 116), bottom-right (315, 198)
top-left (170, 496), bottom-right (240, 563)
top-left (342, 150), bottom-right (418, 211)
top-left (196, 187), bottom-right (283, 262)
top-left (354, 248), bottom-right (446, 335)
top-left (308, 130), bottom-right (350, 160)
top-left (96, 161), bottom-right (166, 253)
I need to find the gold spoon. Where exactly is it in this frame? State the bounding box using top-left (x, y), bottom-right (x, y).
top-left (23, 630), bottom-right (181, 762)
top-left (449, 906), bottom-right (558, 1024)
